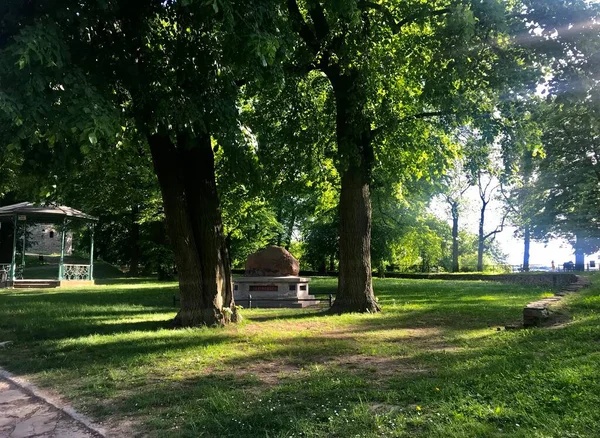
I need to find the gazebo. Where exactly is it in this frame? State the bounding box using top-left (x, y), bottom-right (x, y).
top-left (0, 202), bottom-right (98, 288)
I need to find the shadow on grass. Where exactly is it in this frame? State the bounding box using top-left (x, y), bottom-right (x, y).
top-left (3, 276), bottom-right (596, 437)
top-left (94, 277), bottom-right (167, 285)
top-left (88, 308), bottom-right (600, 438)
top-left (0, 284), bottom-right (177, 342)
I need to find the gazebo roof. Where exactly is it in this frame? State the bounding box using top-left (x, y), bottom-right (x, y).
top-left (0, 202), bottom-right (98, 223)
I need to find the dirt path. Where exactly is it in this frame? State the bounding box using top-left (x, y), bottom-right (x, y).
top-left (0, 378), bottom-right (103, 438)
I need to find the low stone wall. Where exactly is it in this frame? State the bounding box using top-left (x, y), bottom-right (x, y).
top-left (523, 275), bottom-right (590, 327)
top-left (373, 273), bottom-right (578, 289)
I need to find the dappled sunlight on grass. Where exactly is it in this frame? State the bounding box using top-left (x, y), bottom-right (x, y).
top-left (1, 276), bottom-right (599, 437)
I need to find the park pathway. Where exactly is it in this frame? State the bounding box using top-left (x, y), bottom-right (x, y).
top-left (0, 378), bottom-right (103, 438)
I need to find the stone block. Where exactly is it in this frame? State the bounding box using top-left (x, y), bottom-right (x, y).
top-left (245, 246), bottom-right (300, 277)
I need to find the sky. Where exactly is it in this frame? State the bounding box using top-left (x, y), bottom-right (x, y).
top-left (430, 185), bottom-right (595, 268)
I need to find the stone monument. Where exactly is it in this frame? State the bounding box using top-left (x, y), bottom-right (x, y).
top-left (233, 246), bottom-right (314, 308)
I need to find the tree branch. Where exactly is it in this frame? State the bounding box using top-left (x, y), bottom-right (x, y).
top-left (359, 1), bottom-right (401, 33)
top-left (307, 1), bottom-right (330, 41)
top-left (483, 211), bottom-right (508, 241)
top-left (500, 183), bottom-right (519, 215)
top-left (477, 172), bottom-right (497, 202)
top-left (287, 1), bottom-right (339, 76)
top-left (287, 0), bottom-right (320, 54)
top-left (403, 110), bottom-right (446, 122)
top-left (397, 8), bottom-right (451, 29)
top-left (359, 1), bottom-right (450, 35)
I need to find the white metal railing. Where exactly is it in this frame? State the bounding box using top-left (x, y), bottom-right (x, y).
top-left (63, 264), bottom-right (90, 281)
top-left (0, 263), bottom-right (23, 281)
top-left (0, 263), bottom-right (10, 283)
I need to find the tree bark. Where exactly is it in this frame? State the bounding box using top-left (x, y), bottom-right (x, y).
top-left (148, 132), bottom-right (234, 327)
top-left (329, 72), bottom-right (380, 313)
top-left (179, 133), bottom-right (234, 324)
top-left (451, 202), bottom-right (459, 272)
top-left (522, 225), bottom-right (530, 272)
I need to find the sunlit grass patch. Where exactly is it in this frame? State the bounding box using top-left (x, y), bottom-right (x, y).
top-left (1, 275), bottom-right (599, 437)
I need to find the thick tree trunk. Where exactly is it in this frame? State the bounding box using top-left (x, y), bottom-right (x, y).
top-left (477, 205), bottom-right (485, 272)
top-left (451, 202), bottom-right (459, 272)
top-left (148, 133), bottom-right (234, 327)
top-left (179, 133), bottom-right (234, 324)
top-left (334, 167), bottom-right (379, 312)
top-left (523, 225), bottom-right (530, 272)
top-left (329, 72), bottom-right (380, 314)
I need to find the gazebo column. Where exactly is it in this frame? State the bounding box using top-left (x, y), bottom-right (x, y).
top-left (21, 224), bottom-right (26, 271)
top-left (10, 215), bottom-right (17, 282)
top-left (58, 219), bottom-right (66, 281)
top-left (89, 226), bottom-right (94, 281)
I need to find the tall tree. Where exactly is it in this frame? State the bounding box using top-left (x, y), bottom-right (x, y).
top-left (499, 104), bottom-right (542, 272)
top-left (518, 0), bottom-right (600, 269)
top-left (440, 158), bottom-right (472, 272)
top-left (0, 1), bottom-right (279, 326)
top-left (283, 0), bottom-right (537, 312)
top-left (475, 170), bottom-right (506, 271)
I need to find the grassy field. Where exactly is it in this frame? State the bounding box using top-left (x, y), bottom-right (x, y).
top-left (0, 276), bottom-right (599, 437)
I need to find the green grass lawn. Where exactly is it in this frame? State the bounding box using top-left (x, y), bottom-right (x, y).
top-left (0, 277), bottom-right (599, 437)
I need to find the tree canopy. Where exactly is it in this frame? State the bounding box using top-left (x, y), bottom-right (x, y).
top-left (1, 0), bottom-right (599, 322)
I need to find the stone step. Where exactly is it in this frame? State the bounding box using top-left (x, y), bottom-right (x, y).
top-left (523, 275), bottom-right (590, 327)
top-left (243, 300), bottom-right (319, 309)
top-left (13, 280), bottom-right (60, 289)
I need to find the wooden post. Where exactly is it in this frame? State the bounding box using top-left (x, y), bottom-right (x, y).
top-left (58, 219), bottom-right (66, 281)
top-left (10, 215), bottom-right (17, 282)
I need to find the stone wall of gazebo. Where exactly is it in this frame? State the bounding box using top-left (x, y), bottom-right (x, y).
top-left (27, 224), bottom-right (73, 255)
